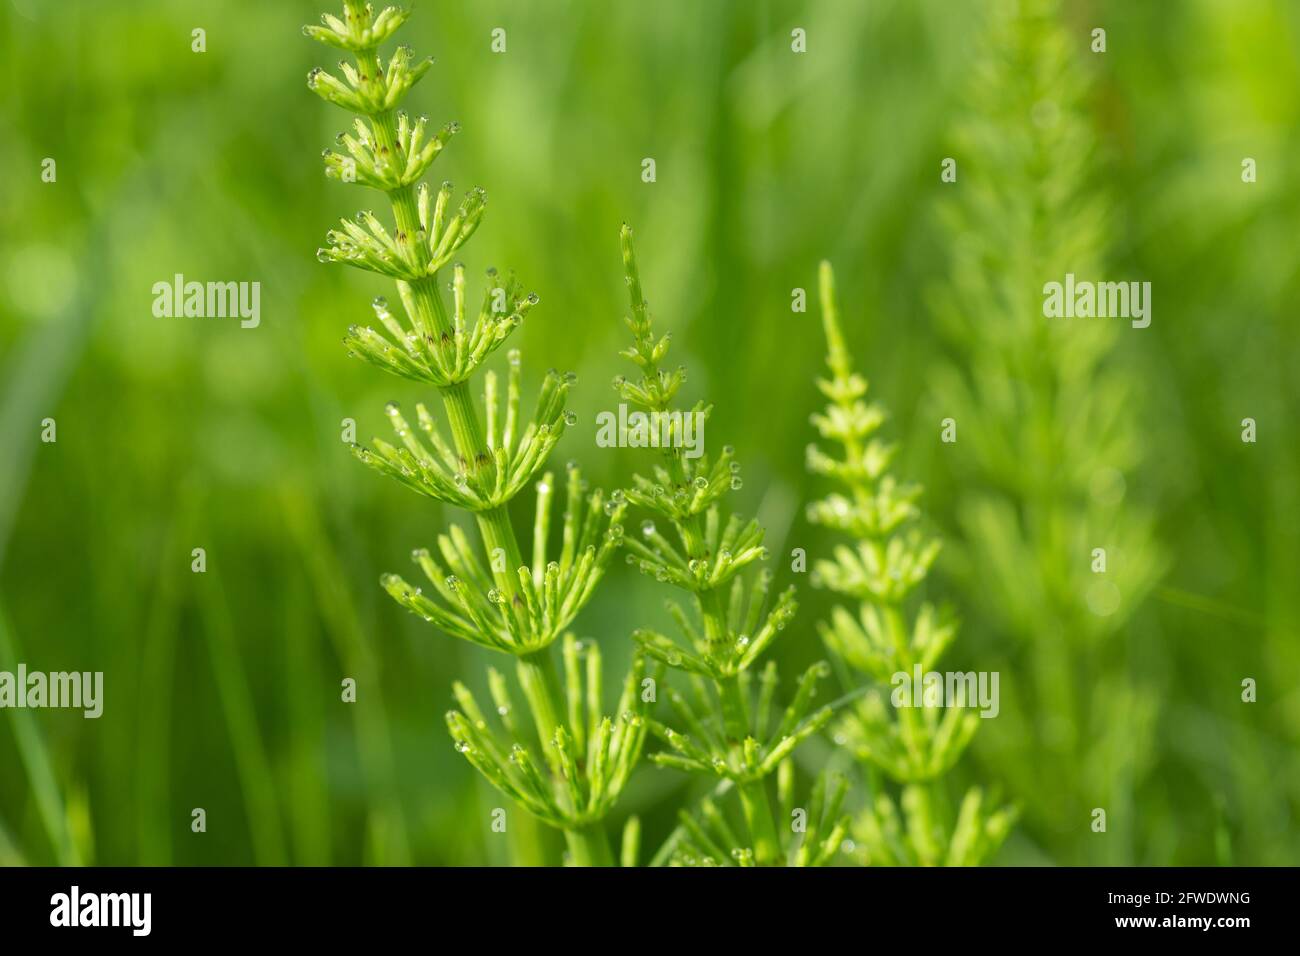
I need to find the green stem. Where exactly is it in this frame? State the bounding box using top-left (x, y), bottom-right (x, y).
top-left (524, 646), bottom-right (618, 869)
top-left (670, 438), bottom-right (782, 862)
top-left (344, 40), bottom-right (611, 872)
top-left (370, 107), bottom-right (520, 594)
top-left (564, 824), bottom-right (615, 867)
top-left (440, 378), bottom-right (486, 461)
top-left (366, 90), bottom-right (570, 857)
top-left (903, 782), bottom-right (941, 866)
top-left (445, 378), bottom-right (523, 597)
top-left (737, 779), bottom-right (781, 866)
top-left (516, 649), bottom-right (564, 755)
top-left (718, 675), bottom-right (780, 864)
top-left (477, 505), bottom-right (524, 595)
top-left (717, 674), bottom-right (749, 742)
top-left (368, 98), bottom-right (529, 601)
top-left (882, 602), bottom-right (928, 774)
top-left (698, 586), bottom-right (729, 647)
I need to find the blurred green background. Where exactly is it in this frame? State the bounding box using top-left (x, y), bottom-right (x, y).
top-left (1, 0), bottom-right (1297, 865)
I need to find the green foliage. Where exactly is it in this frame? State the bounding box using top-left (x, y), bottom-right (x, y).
top-left (303, 0), bottom-right (1011, 867)
top-left (381, 467), bottom-right (624, 654)
top-left (810, 262), bottom-right (1015, 866)
top-left (445, 634), bottom-right (654, 832)
top-left (305, 1), bottom-right (630, 857)
top-left (342, 276), bottom-right (536, 386)
top-left (928, 0), bottom-right (1163, 863)
top-left (353, 371), bottom-right (571, 511)
top-left (6, 0), bottom-right (1291, 869)
top-left (613, 226), bottom-right (837, 866)
top-left (668, 763), bottom-right (849, 867)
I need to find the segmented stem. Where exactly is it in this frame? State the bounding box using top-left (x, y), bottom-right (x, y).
top-left (314, 13), bottom-right (597, 861)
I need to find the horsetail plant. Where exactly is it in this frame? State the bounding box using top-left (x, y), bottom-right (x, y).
top-left (303, 1), bottom-right (1011, 870)
top-left (305, 1), bottom-right (634, 865)
top-left (928, 0), bottom-right (1162, 864)
top-left (615, 226), bottom-right (837, 866)
top-left (664, 759), bottom-right (850, 867)
top-left (809, 263), bottom-right (1015, 865)
top-left (445, 633), bottom-right (656, 865)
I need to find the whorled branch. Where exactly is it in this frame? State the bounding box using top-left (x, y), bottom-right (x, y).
top-left (353, 356), bottom-right (575, 512)
top-left (446, 637), bottom-right (656, 831)
top-left (382, 465), bottom-right (626, 655)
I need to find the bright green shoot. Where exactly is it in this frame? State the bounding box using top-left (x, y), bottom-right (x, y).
top-left (614, 226), bottom-right (834, 866)
top-left (809, 262), bottom-right (1016, 866)
top-left (305, 1), bottom-right (632, 863)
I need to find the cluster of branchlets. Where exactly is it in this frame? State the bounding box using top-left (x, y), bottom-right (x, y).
top-left (807, 262), bottom-right (1015, 866)
top-left (306, 2), bottom-right (637, 862)
top-left (613, 226), bottom-right (847, 867)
